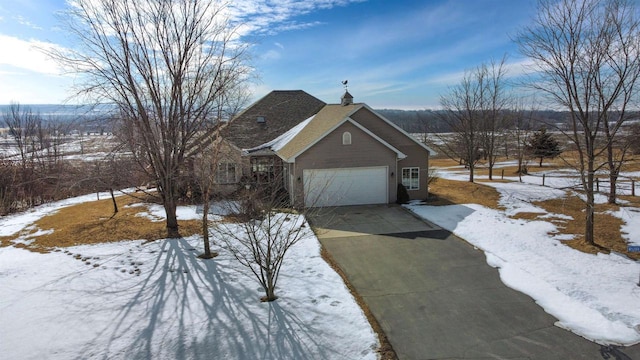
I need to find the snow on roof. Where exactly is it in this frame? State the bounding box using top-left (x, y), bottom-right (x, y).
top-left (245, 114), bottom-right (315, 153)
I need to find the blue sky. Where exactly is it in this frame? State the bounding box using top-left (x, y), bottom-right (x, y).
top-left (0, 0), bottom-right (537, 109)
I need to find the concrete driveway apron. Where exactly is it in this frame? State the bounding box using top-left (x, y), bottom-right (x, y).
top-left (309, 205), bottom-right (640, 360)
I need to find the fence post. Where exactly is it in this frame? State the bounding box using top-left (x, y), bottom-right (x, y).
top-left (542, 173), bottom-right (545, 186)
top-left (596, 178), bottom-right (599, 192)
top-left (501, 169), bottom-right (504, 180)
top-left (633, 179), bottom-right (636, 197)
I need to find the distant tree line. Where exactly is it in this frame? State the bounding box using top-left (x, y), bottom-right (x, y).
top-left (377, 108), bottom-right (640, 134)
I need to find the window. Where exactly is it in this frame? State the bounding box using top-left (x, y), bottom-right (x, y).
top-left (256, 116), bottom-right (266, 124)
top-left (402, 167), bottom-right (420, 190)
top-left (342, 131), bottom-right (352, 145)
top-left (216, 162), bottom-right (237, 184)
top-left (251, 157), bottom-right (275, 183)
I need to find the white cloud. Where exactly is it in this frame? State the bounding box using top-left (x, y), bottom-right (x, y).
top-left (0, 34), bottom-right (65, 75)
top-left (0, 69), bottom-right (74, 104)
top-left (227, 0), bottom-right (364, 37)
top-left (426, 57), bottom-right (535, 87)
top-left (262, 49), bottom-right (281, 61)
top-left (13, 15), bottom-right (42, 30)
top-left (503, 57), bottom-right (537, 78)
top-left (426, 70), bottom-right (467, 86)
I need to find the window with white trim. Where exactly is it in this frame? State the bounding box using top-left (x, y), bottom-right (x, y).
top-left (342, 131), bottom-right (352, 145)
top-left (216, 162), bottom-right (237, 184)
top-left (402, 167), bottom-right (419, 190)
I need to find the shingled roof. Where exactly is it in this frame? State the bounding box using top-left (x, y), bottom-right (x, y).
top-left (224, 90), bottom-right (326, 149)
top-left (247, 102), bottom-right (437, 160)
top-left (275, 103), bottom-right (365, 160)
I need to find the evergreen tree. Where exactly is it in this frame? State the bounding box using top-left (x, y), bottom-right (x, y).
top-left (526, 127), bottom-right (562, 167)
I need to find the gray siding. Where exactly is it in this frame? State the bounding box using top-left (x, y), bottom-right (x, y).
top-left (350, 108), bottom-right (431, 200)
top-left (292, 122), bottom-right (397, 206)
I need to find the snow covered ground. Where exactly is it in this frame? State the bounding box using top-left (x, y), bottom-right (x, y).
top-left (3, 161), bottom-right (640, 356)
top-left (406, 170), bottom-right (640, 346)
top-left (0, 196), bottom-right (378, 360)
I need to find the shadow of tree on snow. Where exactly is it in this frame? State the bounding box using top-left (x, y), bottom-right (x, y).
top-left (75, 237), bottom-right (337, 360)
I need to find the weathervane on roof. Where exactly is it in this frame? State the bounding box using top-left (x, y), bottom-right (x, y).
top-left (342, 80), bottom-right (348, 91)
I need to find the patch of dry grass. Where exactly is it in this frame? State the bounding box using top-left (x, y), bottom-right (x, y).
top-left (427, 178), bottom-right (501, 209)
top-left (530, 196), bottom-right (639, 260)
top-left (428, 174), bottom-right (639, 260)
top-left (0, 195), bottom-right (202, 252)
top-left (428, 151), bottom-right (640, 258)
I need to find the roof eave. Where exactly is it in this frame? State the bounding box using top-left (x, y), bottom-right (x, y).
top-left (361, 104), bottom-right (437, 156)
top-left (287, 116), bottom-right (406, 162)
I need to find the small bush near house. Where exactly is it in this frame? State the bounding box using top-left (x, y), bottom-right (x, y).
top-left (396, 183), bottom-right (410, 204)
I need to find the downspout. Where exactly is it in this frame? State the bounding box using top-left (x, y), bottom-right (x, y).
top-left (395, 157), bottom-right (399, 203)
top-left (291, 161), bottom-right (296, 206)
top-left (426, 153), bottom-right (429, 199)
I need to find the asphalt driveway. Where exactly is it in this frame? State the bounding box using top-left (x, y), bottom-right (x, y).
top-left (308, 205), bottom-right (640, 360)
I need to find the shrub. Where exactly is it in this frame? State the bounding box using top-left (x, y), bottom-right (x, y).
top-left (396, 183), bottom-right (410, 204)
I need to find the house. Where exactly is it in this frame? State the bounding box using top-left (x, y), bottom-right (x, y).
top-left (246, 91), bottom-right (436, 207)
top-left (211, 90), bottom-right (326, 194)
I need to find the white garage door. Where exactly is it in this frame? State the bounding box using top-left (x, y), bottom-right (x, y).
top-left (303, 166), bottom-right (388, 207)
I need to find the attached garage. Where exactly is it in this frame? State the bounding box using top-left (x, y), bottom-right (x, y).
top-left (303, 166), bottom-right (388, 207)
top-left (246, 102), bottom-right (435, 208)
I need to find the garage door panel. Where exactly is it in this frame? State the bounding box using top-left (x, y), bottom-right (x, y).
top-left (304, 167), bottom-right (387, 207)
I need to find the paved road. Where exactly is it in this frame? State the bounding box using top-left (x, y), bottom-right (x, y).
top-left (309, 205), bottom-right (640, 360)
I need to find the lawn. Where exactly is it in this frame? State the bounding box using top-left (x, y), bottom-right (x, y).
top-left (0, 192), bottom-right (378, 360)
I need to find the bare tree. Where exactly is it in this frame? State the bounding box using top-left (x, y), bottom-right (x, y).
top-left (191, 135), bottom-right (226, 260)
top-left (603, 110), bottom-right (637, 203)
top-left (437, 58), bottom-right (510, 182)
top-left (44, 118), bottom-right (73, 167)
top-left (478, 57), bottom-right (510, 180)
top-left (212, 189), bottom-right (311, 302)
top-left (50, 0), bottom-right (251, 237)
top-left (517, 0), bottom-right (640, 245)
top-left (438, 74), bottom-right (482, 182)
top-left (510, 104), bottom-right (535, 176)
top-left (213, 190), bottom-right (311, 301)
top-left (2, 103), bottom-right (41, 168)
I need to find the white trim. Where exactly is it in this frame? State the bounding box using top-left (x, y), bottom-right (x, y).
top-left (347, 118), bottom-right (407, 159)
top-left (361, 104), bottom-right (437, 156)
top-left (288, 117), bottom-right (406, 162)
top-left (401, 167), bottom-right (420, 191)
top-left (342, 131), bottom-right (352, 145)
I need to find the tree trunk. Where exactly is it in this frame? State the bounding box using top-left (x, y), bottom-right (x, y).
top-left (585, 195), bottom-right (595, 246)
top-left (608, 173), bottom-right (618, 205)
top-left (159, 171), bottom-right (181, 238)
top-left (468, 163), bottom-right (474, 183)
top-left (606, 141), bottom-right (619, 204)
top-left (164, 195), bottom-right (180, 238)
top-left (585, 161), bottom-right (595, 246)
top-left (201, 187), bottom-right (212, 258)
top-left (109, 188), bottom-right (118, 214)
top-left (263, 272), bottom-right (277, 302)
top-left (539, 157), bottom-right (543, 167)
